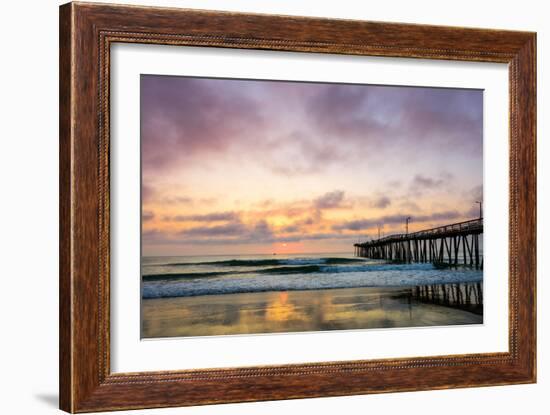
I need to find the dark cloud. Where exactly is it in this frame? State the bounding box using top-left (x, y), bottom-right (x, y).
top-left (274, 232), bottom-right (356, 244)
top-left (408, 173), bottom-right (455, 197)
top-left (333, 216), bottom-right (401, 232)
top-left (370, 196), bottom-right (391, 209)
top-left (314, 190), bottom-right (346, 209)
top-left (398, 88), bottom-right (483, 153)
top-left (142, 228), bottom-right (164, 242)
top-left (411, 174), bottom-right (445, 190)
top-left (251, 220), bottom-right (274, 240)
top-left (168, 211), bottom-right (239, 222)
top-left (162, 196), bottom-right (194, 205)
top-left (143, 228), bottom-right (355, 246)
top-left (306, 84), bottom-right (386, 142)
top-left (141, 76), bottom-right (483, 180)
top-left (305, 84), bottom-right (483, 155)
top-left (302, 217), bottom-right (315, 225)
top-left (177, 219), bottom-right (274, 242)
top-left (141, 75), bottom-right (264, 172)
top-left (181, 222), bottom-right (247, 238)
top-left (333, 210), bottom-right (463, 232)
top-left (141, 184), bottom-right (155, 202)
top-left (412, 210), bottom-right (462, 222)
top-left (142, 211), bottom-right (155, 221)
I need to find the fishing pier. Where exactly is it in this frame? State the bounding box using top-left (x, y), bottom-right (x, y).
top-left (354, 218), bottom-right (483, 269)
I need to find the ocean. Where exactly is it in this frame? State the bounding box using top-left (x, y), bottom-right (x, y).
top-left (141, 253), bottom-right (483, 299)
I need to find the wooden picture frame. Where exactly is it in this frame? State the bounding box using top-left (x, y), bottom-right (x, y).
top-left (59, 2), bottom-right (536, 412)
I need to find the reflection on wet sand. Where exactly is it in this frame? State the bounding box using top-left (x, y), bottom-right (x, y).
top-left (412, 282), bottom-right (483, 315)
top-left (142, 284), bottom-right (483, 338)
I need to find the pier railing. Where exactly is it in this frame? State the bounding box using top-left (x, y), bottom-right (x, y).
top-left (354, 218), bottom-right (483, 268)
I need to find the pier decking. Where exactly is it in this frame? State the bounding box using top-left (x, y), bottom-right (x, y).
top-left (354, 218), bottom-right (483, 269)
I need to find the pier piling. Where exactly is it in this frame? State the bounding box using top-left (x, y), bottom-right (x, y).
top-left (354, 218), bottom-right (483, 269)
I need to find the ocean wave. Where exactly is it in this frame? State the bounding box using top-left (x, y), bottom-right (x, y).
top-left (143, 265), bottom-right (337, 281)
top-left (142, 267), bottom-right (483, 299)
top-left (142, 262), bottom-right (440, 282)
top-left (143, 271), bottom-right (231, 281)
top-left (148, 257), bottom-right (368, 268)
top-left (143, 265), bottom-right (321, 281)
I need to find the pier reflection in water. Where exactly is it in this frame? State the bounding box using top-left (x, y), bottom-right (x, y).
top-left (411, 282), bottom-right (483, 315)
top-left (142, 284), bottom-right (483, 338)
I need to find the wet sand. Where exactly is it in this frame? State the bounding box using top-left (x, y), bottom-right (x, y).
top-left (142, 286), bottom-right (483, 338)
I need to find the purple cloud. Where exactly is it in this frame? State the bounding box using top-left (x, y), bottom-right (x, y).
top-left (143, 227), bottom-right (357, 246)
top-left (182, 222), bottom-right (247, 238)
top-left (411, 175), bottom-right (444, 190)
top-left (142, 210), bottom-right (155, 221)
top-left (162, 196), bottom-right (194, 205)
top-left (333, 210), bottom-right (463, 232)
top-left (370, 196), bottom-right (391, 209)
top-left (168, 211), bottom-right (239, 222)
top-left (141, 75), bottom-right (264, 173)
top-left (141, 76), bottom-right (482, 180)
top-left (176, 219), bottom-right (274, 242)
top-left (305, 84), bottom-right (482, 155)
top-left (314, 190), bottom-right (346, 209)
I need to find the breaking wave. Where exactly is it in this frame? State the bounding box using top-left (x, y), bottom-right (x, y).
top-left (142, 255), bottom-right (482, 299)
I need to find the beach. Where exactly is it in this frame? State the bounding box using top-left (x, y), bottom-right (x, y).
top-left (142, 285), bottom-right (482, 338)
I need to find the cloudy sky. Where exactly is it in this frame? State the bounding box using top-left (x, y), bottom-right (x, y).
top-left (141, 75), bottom-right (483, 256)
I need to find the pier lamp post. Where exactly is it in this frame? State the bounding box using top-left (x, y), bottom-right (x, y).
top-left (405, 216), bottom-right (411, 234)
top-left (475, 201), bottom-right (483, 219)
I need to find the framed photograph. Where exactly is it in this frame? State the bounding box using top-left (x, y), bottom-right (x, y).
top-left (59, 2), bottom-right (536, 412)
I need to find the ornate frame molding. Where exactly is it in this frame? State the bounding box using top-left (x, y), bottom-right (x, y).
top-left (60, 2), bottom-right (536, 412)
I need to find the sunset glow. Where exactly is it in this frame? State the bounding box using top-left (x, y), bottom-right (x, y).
top-left (141, 75), bottom-right (483, 256)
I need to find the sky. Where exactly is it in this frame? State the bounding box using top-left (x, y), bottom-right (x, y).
top-left (141, 75), bottom-right (483, 256)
